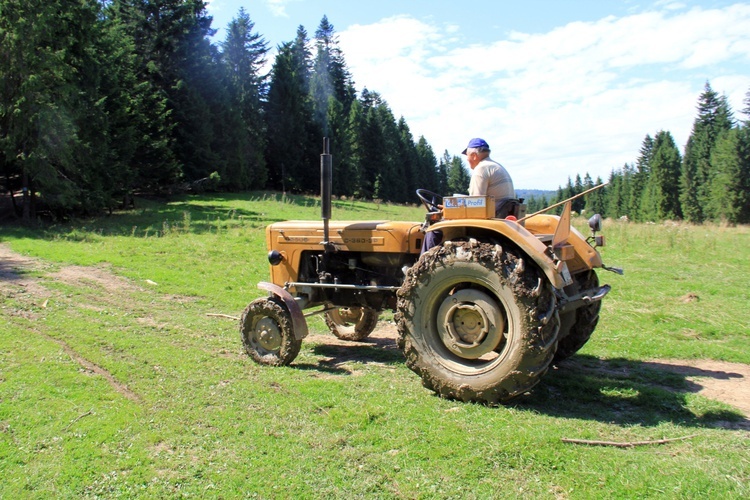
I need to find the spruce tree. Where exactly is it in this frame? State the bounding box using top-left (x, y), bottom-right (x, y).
top-left (0, 0), bottom-right (138, 218)
top-left (105, 0), bottom-right (179, 196)
top-left (590, 177), bottom-right (607, 215)
top-left (310, 16), bottom-right (355, 134)
top-left (605, 170), bottom-right (624, 219)
top-left (435, 149), bottom-right (450, 196)
top-left (397, 118), bottom-right (420, 202)
top-left (572, 174), bottom-right (585, 213)
top-left (447, 155), bottom-right (470, 194)
top-left (708, 129), bottom-right (746, 223)
top-left (629, 134), bottom-right (653, 221)
top-left (265, 42), bottom-right (317, 192)
top-left (346, 99), bottom-right (366, 197)
top-left (220, 7), bottom-right (269, 189)
top-left (372, 104), bottom-right (403, 202)
top-left (582, 173), bottom-right (594, 213)
top-left (681, 82), bottom-right (734, 221)
top-left (415, 136), bottom-right (439, 195)
top-left (643, 131), bottom-right (682, 220)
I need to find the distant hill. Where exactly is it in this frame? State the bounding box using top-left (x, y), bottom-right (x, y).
top-left (515, 189), bottom-right (556, 200)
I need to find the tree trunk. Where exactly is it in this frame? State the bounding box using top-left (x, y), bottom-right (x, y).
top-left (22, 169), bottom-right (30, 222)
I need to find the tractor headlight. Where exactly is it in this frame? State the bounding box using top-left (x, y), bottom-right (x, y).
top-left (588, 214), bottom-right (602, 232)
top-left (268, 250), bottom-right (284, 266)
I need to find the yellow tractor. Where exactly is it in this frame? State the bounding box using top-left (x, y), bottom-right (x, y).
top-left (240, 140), bottom-right (621, 403)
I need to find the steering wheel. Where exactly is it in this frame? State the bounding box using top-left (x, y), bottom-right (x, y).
top-left (416, 189), bottom-right (443, 212)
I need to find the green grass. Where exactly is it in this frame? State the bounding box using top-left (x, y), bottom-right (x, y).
top-left (1, 193), bottom-right (749, 498)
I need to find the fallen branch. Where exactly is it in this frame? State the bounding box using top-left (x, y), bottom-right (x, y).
top-left (206, 313), bottom-right (240, 320)
top-left (64, 410), bottom-right (93, 431)
top-left (561, 434), bottom-right (697, 448)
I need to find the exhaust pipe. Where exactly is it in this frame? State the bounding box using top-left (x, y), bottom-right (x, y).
top-left (321, 138), bottom-right (333, 250)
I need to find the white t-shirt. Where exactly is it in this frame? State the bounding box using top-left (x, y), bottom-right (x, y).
top-left (469, 157), bottom-right (514, 201)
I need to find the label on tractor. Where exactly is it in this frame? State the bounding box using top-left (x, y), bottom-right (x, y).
top-left (445, 196), bottom-right (486, 208)
top-left (277, 236), bottom-right (385, 246)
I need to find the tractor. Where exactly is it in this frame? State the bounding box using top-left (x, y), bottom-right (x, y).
top-left (240, 139), bottom-right (621, 403)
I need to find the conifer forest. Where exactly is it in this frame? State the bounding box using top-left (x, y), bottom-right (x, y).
top-left (1, 1), bottom-right (749, 223)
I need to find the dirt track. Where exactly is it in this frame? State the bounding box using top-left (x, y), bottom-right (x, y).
top-left (2, 243), bottom-right (749, 419)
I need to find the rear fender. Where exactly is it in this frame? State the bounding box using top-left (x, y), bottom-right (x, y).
top-left (428, 219), bottom-right (566, 288)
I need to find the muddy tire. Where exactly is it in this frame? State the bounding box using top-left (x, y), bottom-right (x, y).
top-left (324, 306), bottom-right (379, 341)
top-left (396, 241), bottom-right (559, 403)
top-left (554, 270), bottom-right (601, 363)
top-left (240, 296), bottom-right (302, 366)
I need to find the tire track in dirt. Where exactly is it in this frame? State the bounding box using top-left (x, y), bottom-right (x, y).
top-left (37, 328), bottom-right (142, 402)
top-left (1, 243), bottom-right (142, 402)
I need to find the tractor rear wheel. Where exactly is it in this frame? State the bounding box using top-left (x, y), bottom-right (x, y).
top-left (240, 296), bottom-right (302, 366)
top-left (396, 241), bottom-right (559, 403)
top-left (553, 270), bottom-right (601, 363)
top-left (325, 306), bottom-right (380, 341)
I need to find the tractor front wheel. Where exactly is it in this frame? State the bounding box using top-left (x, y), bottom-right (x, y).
top-left (240, 297), bottom-right (302, 366)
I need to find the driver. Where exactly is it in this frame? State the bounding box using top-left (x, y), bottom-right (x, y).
top-left (420, 138), bottom-right (516, 254)
top-left (463, 138), bottom-right (515, 217)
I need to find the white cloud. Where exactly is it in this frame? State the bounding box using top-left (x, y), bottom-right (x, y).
top-left (265, 0), bottom-right (295, 18)
top-left (338, 4), bottom-right (750, 190)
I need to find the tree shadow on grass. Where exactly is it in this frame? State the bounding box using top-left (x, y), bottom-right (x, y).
top-left (511, 354), bottom-right (749, 431)
top-left (0, 195), bottom-right (284, 239)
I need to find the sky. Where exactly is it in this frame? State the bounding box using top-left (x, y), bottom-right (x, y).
top-left (205, 0), bottom-right (750, 190)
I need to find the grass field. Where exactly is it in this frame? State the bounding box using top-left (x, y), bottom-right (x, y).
top-left (1, 192), bottom-right (748, 498)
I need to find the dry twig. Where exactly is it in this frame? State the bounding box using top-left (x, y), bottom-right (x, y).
top-left (64, 410), bottom-right (94, 431)
top-left (206, 313), bottom-right (240, 320)
top-left (561, 434), bottom-right (697, 448)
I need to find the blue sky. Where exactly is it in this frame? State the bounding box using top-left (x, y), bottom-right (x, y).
top-left (206, 0), bottom-right (750, 190)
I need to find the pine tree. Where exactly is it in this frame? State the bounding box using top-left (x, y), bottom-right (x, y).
top-left (435, 150), bottom-right (450, 196)
top-left (105, 0), bottom-right (179, 197)
top-left (415, 136), bottom-right (439, 195)
top-left (629, 134), bottom-right (653, 221)
top-left (372, 104), bottom-right (403, 202)
top-left (0, 0), bottom-right (145, 218)
top-left (605, 169), bottom-right (625, 219)
top-left (680, 82), bottom-right (735, 221)
top-left (447, 155), bottom-right (470, 194)
top-left (345, 99), bottom-right (366, 197)
top-left (582, 173), bottom-right (594, 214)
top-left (327, 96), bottom-right (356, 196)
top-left (167, 1), bottom-right (224, 184)
top-left (643, 131), bottom-right (682, 220)
top-left (397, 118), bottom-right (419, 202)
top-left (220, 7), bottom-right (269, 189)
top-left (738, 125), bottom-right (750, 224)
top-left (590, 177), bottom-right (607, 215)
top-left (572, 174), bottom-right (585, 213)
top-left (708, 129), bottom-right (746, 223)
top-left (265, 42), bottom-right (318, 192)
top-left (310, 16), bottom-right (355, 134)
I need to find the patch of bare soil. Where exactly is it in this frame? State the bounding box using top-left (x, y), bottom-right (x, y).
top-left (306, 321), bottom-right (399, 349)
top-left (1, 243), bottom-right (142, 401)
top-left (0, 244), bottom-right (50, 299)
top-left (51, 265), bottom-right (143, 294)
top-left (643, 359), bottom-right (750, 418)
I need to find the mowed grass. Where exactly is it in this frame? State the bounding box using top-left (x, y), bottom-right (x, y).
top-left (1, 192), bottom-right (748, 498)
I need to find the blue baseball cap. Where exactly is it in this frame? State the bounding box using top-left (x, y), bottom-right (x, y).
top-left (462, 138), bottom-right (490, 155)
